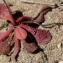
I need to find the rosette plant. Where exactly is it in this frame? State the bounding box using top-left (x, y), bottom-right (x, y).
top-left (0, 0), bottom-right (52, 61)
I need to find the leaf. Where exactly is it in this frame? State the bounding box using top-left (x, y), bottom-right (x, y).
top-left (0, 33), bottom-right (14, 55)
top-left (23, 40), bottom-right (39, 53)
top-left (16, 16), bottom-right (32, 23)
top-left (19, 24), bottom-right (52, 44)
top-left (11, 32), bottom-right (20, 61)
top-left (0, 28), bottom-right (13, 42)
top-left (0, 3), bottom-right (15, 25)
top-left (15, 26), bottom-right (27, 40)
top-left (33, 6), bottom-right (52, 23)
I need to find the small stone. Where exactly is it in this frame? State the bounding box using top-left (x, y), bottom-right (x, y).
top-left (57, 43), bottom-right (62, 50)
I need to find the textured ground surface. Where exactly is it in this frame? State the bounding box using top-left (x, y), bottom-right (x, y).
top-left (0, 0), bottom-right (63, 63)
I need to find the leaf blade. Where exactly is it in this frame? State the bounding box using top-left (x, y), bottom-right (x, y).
top-left (11, 31), bottom-right (20, 61)
top-left (15, 26), bottom-right (27, 40)
top-left (0, 3), bottom-right (15, 25)
top-left (0, 28), bottom-right (13, 42)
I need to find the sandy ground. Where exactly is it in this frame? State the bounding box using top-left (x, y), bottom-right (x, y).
top-left (0, 0), bottom-right (63, 63)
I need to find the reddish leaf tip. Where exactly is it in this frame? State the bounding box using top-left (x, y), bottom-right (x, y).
top-left (23, 40), bottom-right (39, 53)
top-left (0, 28), bottom-right (13, 41)
top-left (0, 3), bottom-right (15, 25)
top-left (35, 30), bottom-right (52, 44)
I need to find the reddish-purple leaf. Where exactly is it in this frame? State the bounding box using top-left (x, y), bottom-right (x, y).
top-left (39, 6), bottom-right (52, 14)
top-left (23, 40), bottom-right (39, 53)
top-left (0, 28), bottom-right (13, 42)
top-left (19, 24), bottom-right (52, 44)
top-left (15, 26), bottom-right (27, 40)
top-left (0, 33), bottom-right (13, 55)
top-left (16, 16), bottom-right (32, 23)
top-left (33, 6), bottom-right (52, 23)
top-left (0, 3), bottom-right (15, 25)
top-left (11, 32), bottom-right (20, 61)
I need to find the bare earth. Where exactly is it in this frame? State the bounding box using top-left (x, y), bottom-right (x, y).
top-left (0, 0), bottom-right (63, 63)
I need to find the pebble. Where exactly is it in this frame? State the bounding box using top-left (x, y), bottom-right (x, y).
top-left (57, 43), bottom-right (62, 50)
